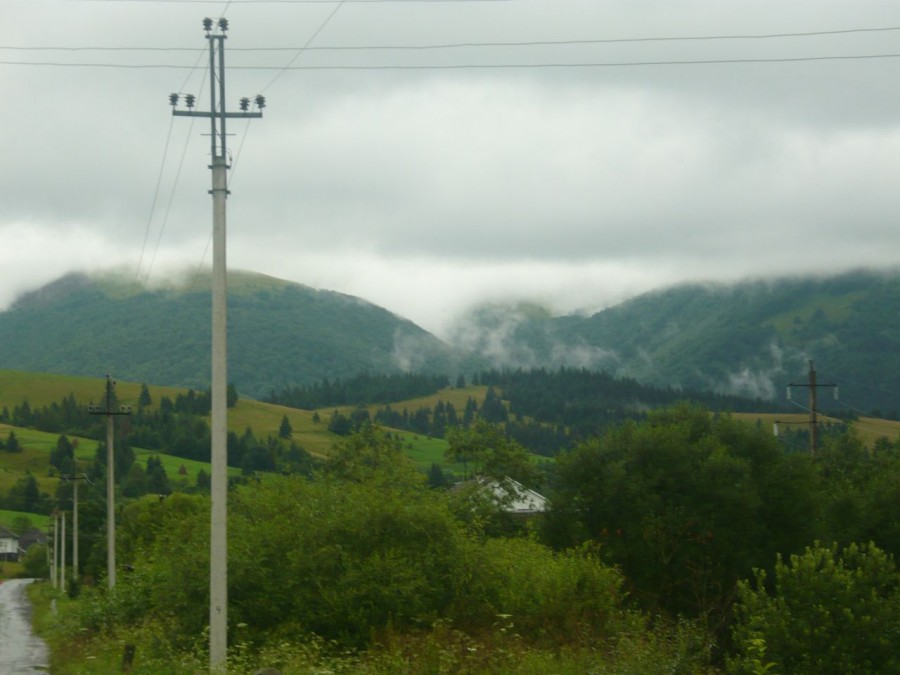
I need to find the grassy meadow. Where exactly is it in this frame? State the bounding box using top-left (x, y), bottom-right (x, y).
top-left (0, 369), bottom-right (486, 462)
top-left (731, 412), bottom-right (900, 448)
top-left (0, 370), bottom-right (186, 411)
top-left (0, 508), bottom-right (50, 530)
top-left (0, 370), bottom-right (493, 522)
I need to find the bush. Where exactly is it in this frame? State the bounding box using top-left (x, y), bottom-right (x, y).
top-left (729, 541), bottom-right (900, 674)
top-left (62, 426), bottom-right (642, 664)
top-left (21, 544), bottom-right (49, 579)
top-left (470, 538), bottom-right (631, 644)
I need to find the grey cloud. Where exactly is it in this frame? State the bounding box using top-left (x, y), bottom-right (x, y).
top-left (3, 1), bottom-right (900, 331)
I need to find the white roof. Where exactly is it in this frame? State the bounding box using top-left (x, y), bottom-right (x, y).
top-left (483, 477), bottom-right (548, 514)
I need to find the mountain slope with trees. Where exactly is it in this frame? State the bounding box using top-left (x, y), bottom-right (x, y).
top-left (0, 270), bottom-right (469, 399)
top-left (2, 268), bottom-right (900, 414)
top-left (452, 268), bottom-right (900, 416)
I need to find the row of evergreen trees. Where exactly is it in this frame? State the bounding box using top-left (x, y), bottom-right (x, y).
top-left (267, 372), bottom-right (452, 409)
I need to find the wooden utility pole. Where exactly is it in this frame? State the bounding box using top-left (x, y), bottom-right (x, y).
top-left (170, 17), bottom-right (264, 671)
top-left (787, 360), bottom-right (838, 455)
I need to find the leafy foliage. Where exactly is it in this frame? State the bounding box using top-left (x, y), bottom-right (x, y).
top-left (730, 542), bottom-right (900, 674)
top-left (75, 426), bottom-right (634, 661)
top-left (544, 404), bottom-right (820, 624)
top-left (445, 420), bottom-right (540, 487)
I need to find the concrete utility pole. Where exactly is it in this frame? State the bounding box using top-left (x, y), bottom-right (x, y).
top-left (63, 473), bottom-right (89, 580)
top-left (51, 511), bottom-right (58, 589)
top-left (88, 375), bottom-right (133, 589)
top-left (170, 17), bottom-right (264, 672)
top-left (787, 360), bottom-right (838, 455)
top-left (60, 512), bottom-right (66, 593)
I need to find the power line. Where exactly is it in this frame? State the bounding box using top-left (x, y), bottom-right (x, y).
top-left (134, 115), bottom-right (176, 285)
top-left (4, 52), bottom-right (900, 70)
top-left (838, 375), bottom-right (900, 399)
top-left (5, 25), bottom-right (900, 53)
top-left (145, 116), bottom-right (199, 285)
top-left (258, 0), bottom-right (346, 93)
top-left (142, 51), bottom-right (211, 286)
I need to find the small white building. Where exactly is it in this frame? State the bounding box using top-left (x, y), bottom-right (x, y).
top-left (0, 526), bottom-right (19, 562)
top-left (484, 477), bottom-right (548, 514)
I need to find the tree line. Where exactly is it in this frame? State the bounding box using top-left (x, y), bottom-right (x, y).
top-left (276, 368), bottom-right (791, 458)
top-left (266, 372), bottom-right (452, 409)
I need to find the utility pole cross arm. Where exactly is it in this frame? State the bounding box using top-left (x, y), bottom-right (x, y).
top-left (172, 110), bottom-right (262, 119)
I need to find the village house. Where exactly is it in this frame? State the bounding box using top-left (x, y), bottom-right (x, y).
top-left (0, 526), bottom-right (19, 562)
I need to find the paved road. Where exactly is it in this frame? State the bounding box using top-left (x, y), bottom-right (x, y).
top-left (0, 579), bottom-right (50, 673)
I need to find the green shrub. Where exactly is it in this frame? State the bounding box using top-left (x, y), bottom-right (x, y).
top-left (730, 541), bottom-right (900, 674)
top-left (470, 538), bottom-right (630, 643)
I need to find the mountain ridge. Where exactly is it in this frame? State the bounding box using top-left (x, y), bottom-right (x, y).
top-left (0, 269), bottom-right (470, 399)
top-left (2, 267), bottom-right (899, 415)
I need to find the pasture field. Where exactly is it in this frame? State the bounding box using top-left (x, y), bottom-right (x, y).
top-left (0, 373), bottom-right (494, 501)
top-left (229, 399), bottom-right (335, 458)
top-left (0, 421), bottom-right (241, 494)
top-left (396, 432), bottom-right (455, 471)
top-left (731, 412), bottom-right (900, 448)
top-left (0, 508), bottom-right (50, 531)
top-left (0, 369), bottom-right (185, 412)
top-left (130, 448), bottom-right (241, 487)
top-left (354, 385), bottom-right (489, 418)
top-left (0, 424), bottom-right (99, 495)
top-left (0, 370), bottom-right (483, 461)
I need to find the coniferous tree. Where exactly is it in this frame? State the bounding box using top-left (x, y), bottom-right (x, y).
top-left (5, 430), bottom-right (21, 453)
top-left (138, 384), bottom-right (152, 407)
top-left (146, 456), bottom-right (171, 495)
top-left (50, 435), bottom-right (75, 473)
top-left (278, 415), bottom-right (293, 439)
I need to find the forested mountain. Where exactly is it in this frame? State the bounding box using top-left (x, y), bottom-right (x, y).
top-left (2, 268), bottom-right (899, 415)
top-left (450, 269), bottom-right (900, 417)
top-left (0, 270), bottom-right (469, 399)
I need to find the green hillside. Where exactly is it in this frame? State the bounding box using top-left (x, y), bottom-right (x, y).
top-left (459, 269), bottom-right (900, 416)
top-left (5, 267), bottom-right (900, 417)
top-left (0, 270), bottom-right (471, 400)
top-left (0, 369), bottom-right (477, 498)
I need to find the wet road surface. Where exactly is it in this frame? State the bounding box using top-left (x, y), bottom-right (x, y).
top-left (0, 579), bottom-right (50, 673)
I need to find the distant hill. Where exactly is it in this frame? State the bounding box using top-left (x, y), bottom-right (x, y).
top-left (0, 270), bottom-right (470, 399)
top-left (448, 269), bottom-right (900, 417)
top-left (3, 268), bottom-right (899, 416)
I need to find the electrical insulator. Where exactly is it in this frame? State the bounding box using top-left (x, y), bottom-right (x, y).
top-left (185, 94), bottom-right (196, 108)
top-left (833, 386), bottom-right (839, 400)
top-left (218, 17), bottom-right (229, 32)
top-left (169, 93), bottom-right (179, 107)
top-left (203, 17), bottom-right (214, 32)
top-left (773, 422), bottom-right (779, 437)
top-left (239, 97), bottom-right (250, 112)
top-left (255, 94), bottom-right (266, 109)
top-left (786, 387), bottom-right (792, 401)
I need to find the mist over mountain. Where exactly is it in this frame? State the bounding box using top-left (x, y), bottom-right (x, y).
top-left (451, 268), bottom-right (900, 416)
top-left (1, 267), bottom-right (898, 416)
top-left (0, 270), bottom-right (470, 399)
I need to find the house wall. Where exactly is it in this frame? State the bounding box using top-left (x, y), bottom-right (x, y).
top-left (0, 537), bottom-right (18, 562)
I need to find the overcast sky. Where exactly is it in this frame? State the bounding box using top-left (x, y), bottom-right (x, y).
top-left (2, 0), bottom-right (900, 336)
